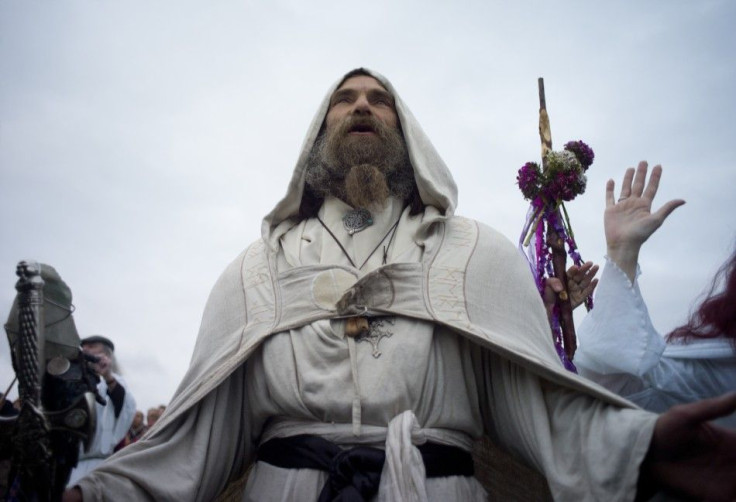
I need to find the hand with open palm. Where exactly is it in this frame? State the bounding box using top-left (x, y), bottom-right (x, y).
top-left (544, 261), bottom-right (599, 317)
top-left (604, 162), bottom-right (685, 281)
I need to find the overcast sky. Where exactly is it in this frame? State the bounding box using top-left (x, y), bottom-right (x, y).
top-left (2, 1), bottom-right (734, 414)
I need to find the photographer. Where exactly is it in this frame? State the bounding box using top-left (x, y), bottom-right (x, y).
top-left (67, 336), bottom-right (135, 486)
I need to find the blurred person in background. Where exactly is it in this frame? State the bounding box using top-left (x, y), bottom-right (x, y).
top-left (146, 407), bottom-right (161, 428)
top-left (115, 410), bottom-right (148, 452)
top-left (67, 336), bottom-right (136, 486)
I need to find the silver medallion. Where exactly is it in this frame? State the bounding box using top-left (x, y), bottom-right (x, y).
top-left (343, 208), bottom-right (373, 235)
top-left (64, 408), bottom-right (88, 429)
top-left (47, 356), bottom-right (71, 376)
top-left (356, 317), bottom-right (394, 358)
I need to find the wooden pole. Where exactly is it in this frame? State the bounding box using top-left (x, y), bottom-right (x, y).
top-left (538, 78), bottom-right (577, 361)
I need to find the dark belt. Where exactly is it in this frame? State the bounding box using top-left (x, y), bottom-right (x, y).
top-left (257, 434), bottom-right (474, 502)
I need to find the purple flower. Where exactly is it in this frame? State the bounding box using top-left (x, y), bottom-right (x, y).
top-left (543, 151), bottom-right (587, 201)
top-left (517, 161), bottom-right (542, 200)
top-left (564, 140), bottom-right (595, 170)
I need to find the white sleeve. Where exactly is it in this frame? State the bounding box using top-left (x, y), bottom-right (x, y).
top-left (575, 260), bottom-right (736, 421)
top-left (473, 347), bottom-right (657, 501)
top-left (575, 258), bottom-right (666, 377)
top-left (76, 365), bottom-right (252, 501)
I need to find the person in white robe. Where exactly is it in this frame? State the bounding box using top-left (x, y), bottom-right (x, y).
top-left (63, 69), bottom-right (736, 502)
top-left (575, 163), bottom-right (736, 428)
top-left (67, 336), bottom-right (136, 486)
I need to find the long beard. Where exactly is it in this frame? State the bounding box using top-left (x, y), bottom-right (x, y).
top-left (343, 164), bottom-right (390, 210)
top-left (304, 115), bottom-right (416, 211)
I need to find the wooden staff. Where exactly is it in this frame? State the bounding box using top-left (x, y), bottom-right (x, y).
top-left (538, 78), bottom-right (577, 361)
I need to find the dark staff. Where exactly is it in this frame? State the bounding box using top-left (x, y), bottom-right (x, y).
top-left (11, 261), bottom-right (54, 499)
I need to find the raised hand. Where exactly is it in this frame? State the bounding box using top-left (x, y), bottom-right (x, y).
top-left (604, 162), bottom-right (685, 281)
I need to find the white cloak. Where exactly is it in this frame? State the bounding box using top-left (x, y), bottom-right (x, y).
top-left (75, 69), bottom-right (658, 501)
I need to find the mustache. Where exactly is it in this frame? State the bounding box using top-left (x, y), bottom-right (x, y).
top-left (334, 115), bottom-right (391, 138)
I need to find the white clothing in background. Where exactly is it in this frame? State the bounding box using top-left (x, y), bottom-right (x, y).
top-left (576, 258), bottom-right (736, 428)
top-left (67, 374), bottom-right (136, 486)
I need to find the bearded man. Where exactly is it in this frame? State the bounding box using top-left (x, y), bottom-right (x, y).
top-left (63, 69), bottom-right (736, 501)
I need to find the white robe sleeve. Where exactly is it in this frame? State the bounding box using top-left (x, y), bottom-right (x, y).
top-left (575, 259), bottom-right (666, 378)
top-left (76, 365), bottom-right (251, 501)
top-left (462, 233), bottom-right (657, 501)
top-left (576, 260), bottom-right (736, 423)
top-left (473, 347), bottom-right (657, 501)
top-left (75, 258), bottom-right (255, 501)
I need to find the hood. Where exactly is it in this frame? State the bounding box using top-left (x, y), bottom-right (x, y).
top-left (261, 68), bottom-right (458, 249)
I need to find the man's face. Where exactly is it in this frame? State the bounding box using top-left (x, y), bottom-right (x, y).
top-left (319, 75), bottom-right (404, 172)
top-left (304, 73), bottom-right (415, 211)
top-left (325, 75), bottom-right (398, 133)
top-left (81, 342), bottom-right (111, 377)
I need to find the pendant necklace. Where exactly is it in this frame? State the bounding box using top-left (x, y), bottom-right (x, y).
top-left (317, 209), bottom-right (402, 355)
top-left (343, 208), bottom-right (373, 235)
top-left (317, 211), bottom-right (401, 270)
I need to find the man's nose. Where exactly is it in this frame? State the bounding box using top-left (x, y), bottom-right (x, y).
top-left (351, 94), bottom-right (371, 115)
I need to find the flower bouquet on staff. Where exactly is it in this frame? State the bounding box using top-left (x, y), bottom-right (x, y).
top-left (518, 140), bottom-right (594, 371)
top-left (517, 79), bottom-right (595, 372)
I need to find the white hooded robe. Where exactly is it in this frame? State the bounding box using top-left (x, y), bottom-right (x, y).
top-left (75, 69), bottom-right (657, 501)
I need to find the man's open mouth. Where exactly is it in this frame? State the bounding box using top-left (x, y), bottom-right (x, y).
top-left (348, 122), bottom-right (377, 134)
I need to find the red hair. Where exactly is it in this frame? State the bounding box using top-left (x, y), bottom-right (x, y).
top-left (667, 246), bottom-right (736, 352)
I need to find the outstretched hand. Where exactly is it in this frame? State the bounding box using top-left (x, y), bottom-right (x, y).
top-left (544, 262), bottom-right (598, 310)
top-left (640, 392), bottom-right (736, 501)
top-left (566, 262), bottom-right (598, 309)
top-left (605, 162), bottom-right (685, 281)
top-left (543, 262), bottom-right (599, 326)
